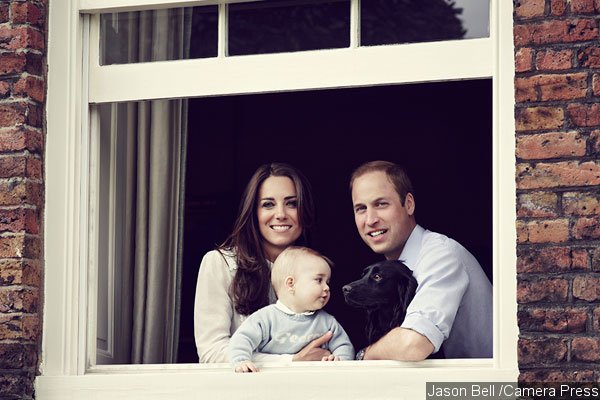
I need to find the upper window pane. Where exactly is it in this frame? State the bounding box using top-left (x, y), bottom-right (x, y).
top-left (228, 0), bottom-right (350, 56)
top-left (100, 6), bottom-right (217, 65)
top-left (361, 0), bottom-right (489, 47)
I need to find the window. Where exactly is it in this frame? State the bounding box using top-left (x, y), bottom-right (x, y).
top-left (41, 0), bottom-right (518, 398)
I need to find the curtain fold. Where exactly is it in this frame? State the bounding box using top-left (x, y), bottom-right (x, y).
top-left (98, 7), bottom-right (191, 364)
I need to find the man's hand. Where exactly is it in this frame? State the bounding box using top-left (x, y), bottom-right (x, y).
top-left (234, 360), bottom-right (259, 373)
top-left (292, 331), bottom-right (333, 361)
top-left (364, 327), bottom-right (434, 361)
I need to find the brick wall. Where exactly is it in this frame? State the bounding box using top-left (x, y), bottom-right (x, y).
top-left (0, 1), bottom-right (45, 398)
top-left (514, 0), bottom-right (600, 382)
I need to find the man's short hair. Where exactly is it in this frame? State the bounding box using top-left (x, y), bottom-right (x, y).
top-left (349, 160), bottom-right (414, 205)
top-left (271, 246), bottom-right (333, 296)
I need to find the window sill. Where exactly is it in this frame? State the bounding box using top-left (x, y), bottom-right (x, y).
top-left (36, 360), bottom-right (517, 400)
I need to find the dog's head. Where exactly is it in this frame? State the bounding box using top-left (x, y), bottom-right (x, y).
top-left (342, 260), bottom-right (417, 311)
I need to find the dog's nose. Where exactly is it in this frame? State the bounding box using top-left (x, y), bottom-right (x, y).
top-left (342, 285), bottom-right (352, 295)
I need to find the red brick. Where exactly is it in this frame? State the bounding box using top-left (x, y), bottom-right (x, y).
top-left (516, 47), bottom-right (534, 72)
top-left (0, 343), bottom-right (37, 369)
top-left (0, 235), bottom-right (41, 259)
top-left (515, 77), bottom-right (538, 102)
top-left (515, 0), bottom-right (546, 19)
top-left (514, 19), bottom-right (598, 47)
top-left (516, 74), bottom-right (588, 102)
top-left (516, 131), bottom-right (586, 159)
top-left (518, 337), bottom-right (568, 365)
top-left (594, 307), bottom-right (600, 331)
top-left (578, 46), bottom-right (600, 68)
top-left (572, 217), bottom-right (600, 239)
top-left (0, 180), bottom-right (42, 206)
top-left (516, 161), bottom-right (600, 189)
top-left (517, 191), bottom-right (558, 217)
top-left (0, 52), bottom-right (26, 75)
top-left (0, 4), bottom-right (8, 23)
top-left (594, 75), bottom-right (600, 96)
top-left (515, 107), bottom-right (564, 131)
top-left (535, 48), bottom-right (574, 71)
top-left (517, 219), bottom-right (569, 243)
top-left (517, 246), bottom-right (572, 273)
top-left (0, 288), bottom-right (38, 313)
top-left (550, 0), bottom-right (568, 16)
top-left (13, 75), bottom-right (44, 103)
top-left (0, 103), bottom-right (27, 127)
top-left (10, 2), bottom-right (44, 27)
top-left (519, 369), bottom-right (595, 382)
top-left (0, 373), bottom-right (32, 398)
top-left (593, 248), bottom-right (600, 271)
top-left (573, 249), bottom-right (590, 269)
top-left (573, 275), bottom-right (600, 301)
top-left (571, 0), bottom-right (598, 13)
top-left (517, 278), bottom-right (569, 303)
top-left (572, 337), bottom-right (600, 362)
top-left (563, 192), bottom-right (600, 216)
top-left (0, 81), bottom-right (9, 98)
top-left (0, 314), bottom-right (39, 340)
top-left (540, 73), bottom-right (588, 101)
top-left (0, 127), bottom-right (43, 153)
top-left (0, 26), bottom-right (45, 51)
top-left (518, 307), bottom-right (588, 332)
top-left (0, 207), bottom-right (39, 234)
top-left (568, 103), bottom-right (600, 127)
top-left (0, 155), bottom-right (42, 179)
top-left (592, 130), bottom-right (600, 156)
top-left (0, 260), bottom-right (40, 287)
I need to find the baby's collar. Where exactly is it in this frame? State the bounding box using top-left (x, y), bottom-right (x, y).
top-left (275, 300), bottom-right (315, 316)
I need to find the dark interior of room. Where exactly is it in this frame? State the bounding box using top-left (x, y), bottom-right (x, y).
top-left (177, 78), bottom-right (493, 362)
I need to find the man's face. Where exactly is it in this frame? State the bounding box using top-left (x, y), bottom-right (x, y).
top-left (351, 171), bottom-right (415, 260)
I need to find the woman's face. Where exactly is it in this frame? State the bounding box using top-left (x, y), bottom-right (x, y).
top-left (257, 176), bottom-right (302, 261)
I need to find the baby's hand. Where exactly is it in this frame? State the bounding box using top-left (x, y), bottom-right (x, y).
top-left (321, 354), bottom-right (339, 361)
top-left (234, 360), bottom-right (259, 373)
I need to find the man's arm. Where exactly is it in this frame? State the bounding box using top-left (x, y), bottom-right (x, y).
top-left (363, 327), bottom-right (434, 361)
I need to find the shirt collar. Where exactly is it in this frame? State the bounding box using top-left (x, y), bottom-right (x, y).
top-left (275, 300), bottom-right (315, 316)
top-left (398, 224), bottom-right (424, 270)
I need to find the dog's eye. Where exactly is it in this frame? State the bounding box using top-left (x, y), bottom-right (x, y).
top-left (372, 273), bottom-right (382, 282)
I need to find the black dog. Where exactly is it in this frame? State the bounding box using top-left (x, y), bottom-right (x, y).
top-left (342, 260), bottom-right (417, 345)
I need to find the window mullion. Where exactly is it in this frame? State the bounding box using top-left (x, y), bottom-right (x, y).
top-left (350, 0), bottom-right (360, 48)
top-left (218, 3), bottom-right (228, 57)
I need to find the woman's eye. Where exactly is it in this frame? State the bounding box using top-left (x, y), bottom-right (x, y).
top-left (261, 201), bottom-right (274, 208)
top-left (286, 200), bottom-right (298, 208)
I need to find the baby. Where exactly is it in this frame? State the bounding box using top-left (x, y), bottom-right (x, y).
top-left (228, 246), bottom-right (355, 372)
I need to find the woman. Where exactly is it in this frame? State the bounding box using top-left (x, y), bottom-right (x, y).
top-left (194, 162), bottom-right (332, 363)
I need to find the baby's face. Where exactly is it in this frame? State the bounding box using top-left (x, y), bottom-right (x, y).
top-left (292, 256), bottom-right (331, 312)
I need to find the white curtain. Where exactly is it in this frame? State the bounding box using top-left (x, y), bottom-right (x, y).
top-left (97, 8), bottom-right (191, 364)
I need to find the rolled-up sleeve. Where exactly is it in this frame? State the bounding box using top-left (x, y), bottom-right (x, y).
top-left (401, 240), bottom-right (469, 353)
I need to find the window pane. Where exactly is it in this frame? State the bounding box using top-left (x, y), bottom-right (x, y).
top-left (361, 0), bottom-right (489, 47)
top-left (228, 0), bottom-right (350, 56)
top-left (100, 6), bottom-right (217, 65)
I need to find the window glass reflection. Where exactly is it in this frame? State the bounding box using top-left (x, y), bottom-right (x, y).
top-left (100, 6), bottom-right (217, 65)
top-left (228, 0), bottom-right (350, 56)
top-left (361, 0), bottom-right (489, 47)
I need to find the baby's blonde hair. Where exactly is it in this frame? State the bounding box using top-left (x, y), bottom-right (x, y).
top-left (271, 246), bottom-right (333, 296)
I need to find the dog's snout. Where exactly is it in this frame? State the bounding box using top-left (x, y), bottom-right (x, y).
top-left (342, 285), bottom-right (352, 295)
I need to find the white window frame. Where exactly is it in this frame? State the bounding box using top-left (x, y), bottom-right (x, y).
top-left (39, 0), bottom-right (518, 398)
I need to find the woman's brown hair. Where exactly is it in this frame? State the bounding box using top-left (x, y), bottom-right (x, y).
top-left (219, 162), bottom-right (315, 315)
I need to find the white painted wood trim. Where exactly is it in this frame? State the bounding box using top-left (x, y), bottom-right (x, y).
top-left (79, 0), bottom-right (259, 13)
top-left (88, 37), bottom-right (493, 103)
top-left (41, 0), bottom-right (517, 397)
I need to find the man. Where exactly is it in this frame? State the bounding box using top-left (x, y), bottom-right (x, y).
top-left (350, 161), bottom-right (492, 360)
